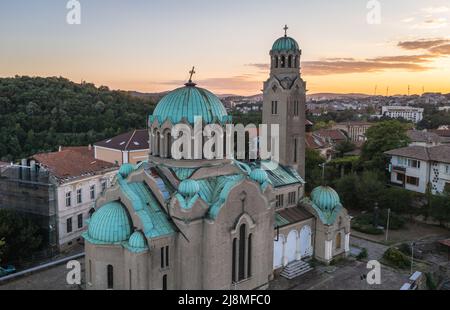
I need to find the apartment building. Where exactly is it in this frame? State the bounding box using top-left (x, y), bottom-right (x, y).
top-left (382, 106), bottom-right (424, 123)
top-left (385, 145), bottom-right (450, 195)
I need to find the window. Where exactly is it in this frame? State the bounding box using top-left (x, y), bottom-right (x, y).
top-left (89, 260), bottom-right (92, 284)
top-left (396, 173), bottom-right (405, 183)
top-left (281, 55), bottom-right (286, 68)
top-left (293, 100), bottom-right (299, 116)
top-left (77, 214), bottom-right (83, 229)
top-left (288, 192), bottom-right (296, 205)
top-left (335, 233), bottom-right (342, 250)
top-left (406, 176), bottom-right (419, 186)
top-left (160, 246), bottom-right (169, 269)
top-left (271, 101), bottom-right (278, 115)
top-left (107, 265), bottom-right (114, 289)
top-left (77, 189), bottom-right (82, 204)
top-left (232, 238), bottom-right (237, 283)
top-left (101, 181), bottom-right (107, 193)
top-left (293, 138), bottom-right (298, 163)
top-left (247, 234), bottom-right (252, 278)
top-left (445, 165), bottom-right (450, 175)
top-left (67, 218), bottom-right (72, 233)
top-left (162, 275), bottom-right (167, 290)
top-left (238, 224), bottom-right (246, 281)
top-left (90, 185), bottom-right (95, 200)
top-left (65, 192), bottom-right (72, 207)
top-left (129, 270), bottom-right (132, 290)
top-left (276, 194), bottom-right (284, 208)
top-left (407, 159), bottom-right (420, 169)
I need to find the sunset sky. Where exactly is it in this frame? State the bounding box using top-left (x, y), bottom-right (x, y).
top-left (1, 0), bottom-right (449, 95)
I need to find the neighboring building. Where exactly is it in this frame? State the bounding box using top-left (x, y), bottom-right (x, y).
top-left (94, 129), bottom-right (149, 165)
top-left (305, 133), bottom-right (333, 160)
top-left (381, 106), bottom-right (424, 123)
top-left (333, 121), bottom-right (373, 142)
top-left (438, 106), bottom-right (450, 112)
top-left (314, 129), bottom-right (348, 145)
top-left (385, 145), bottom-right (450, 194)
top-left (407, 130), bottom-right (444, 147)
top-left (29, 147), bottom-right (118, 250)
top-left (83, 29), bottom-right (351, 290)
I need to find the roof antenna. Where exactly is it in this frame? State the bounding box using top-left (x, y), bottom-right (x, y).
top-left (284, 24), bottom-right (289, 37)
top-left (185, 66), bottom-right (196, 87)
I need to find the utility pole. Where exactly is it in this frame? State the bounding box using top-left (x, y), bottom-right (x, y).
top-left (385, 208), bottom-right (391, 242)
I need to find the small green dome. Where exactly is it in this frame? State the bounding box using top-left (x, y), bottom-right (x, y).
top-left (311, 186), bottom-right (341, 211)
top-left (178, 179), bottom-right (200, 197)
top-left (250, 169), bottom-right (268, 184)
top-left (119, 163), bottom-right (135, 178)
top-left (87, 201), bottom-right (131, 243)
top-left (151, 84), bottom-right (229, 125)
top-left (128, 231), bottom-right (147, 249)
top-left (272, 36), bottom-right (299, 52)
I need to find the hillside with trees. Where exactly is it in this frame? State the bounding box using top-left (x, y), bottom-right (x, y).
top-left (0, 76), bottom-right (156, 161)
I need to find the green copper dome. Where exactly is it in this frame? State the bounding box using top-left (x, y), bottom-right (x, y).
top-left (151, 84), bottom-right (229, 125)
top-left (272, 36), bottom-right (299, 52)
top-left (178, 179), bottom-right (200, 197)
top-left (250, 169), bottom-right (269, 184)
top-left (311, 186), bottom-right (341, 211)
top-left (128, 231), bottom-right (147, 249)
top-left (119, 163), bottom-right (135, 179)
top-left (87, 201), bottom-right (132, 244)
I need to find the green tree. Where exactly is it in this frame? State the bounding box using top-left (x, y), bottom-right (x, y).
top-left (335, 140), bottom-right (356, 157)
top-left (378, 187), bottom-right (414, 214)
top-left (305, 148), bottom-right (326, 192)
top-left (429, 192), bottom-right (450, 226)
top-left (361, 120), bottom-right (410, 170)
top-left (0, 210), bottom-right (43, 264)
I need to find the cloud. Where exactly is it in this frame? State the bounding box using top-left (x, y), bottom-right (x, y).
top-left (398, 39), bottom-right (450, 50)
top-left (367, 54), bottom-right (435, 63)
top-left (402, 17), bottom-right (415, 23)
top-left (245, 63), bottom-right (269, 70)
top-left (422, 6), bottom-right (450, 14)
top-left (429, 44), bottom-right (450, 55)
top-left (301, 60), bottom-right (429, 76)
top-left (413, 17), bottom-right (448, 29)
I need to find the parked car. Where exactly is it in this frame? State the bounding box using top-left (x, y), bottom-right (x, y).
top-left (0, 265), bottom-right (16, 277)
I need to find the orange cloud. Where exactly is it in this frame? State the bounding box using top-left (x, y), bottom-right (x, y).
top-left (398, 39), bottom-right (450, 50)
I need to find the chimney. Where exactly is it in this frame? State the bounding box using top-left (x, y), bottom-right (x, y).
top-left (59, 146), bottom-right (62, 152)
top-left (88, 144), bottom-right (92, 151)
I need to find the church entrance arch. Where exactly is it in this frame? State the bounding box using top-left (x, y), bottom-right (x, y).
top-left (285, 230), bottom-right (298, 264)
top-left (300, 225), bottom-right (313, 258)
top-left (273, 235), bottom-right (284, 269)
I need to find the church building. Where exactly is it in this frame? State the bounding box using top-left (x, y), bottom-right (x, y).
top-left (83, 28), bottom-right (351, 290)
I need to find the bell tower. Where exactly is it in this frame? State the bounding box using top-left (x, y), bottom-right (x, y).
top-left (262, 25), bottom-right (306, 177)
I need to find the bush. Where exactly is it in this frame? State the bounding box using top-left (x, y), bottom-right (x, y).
top-left (356, 248), bottom-right (368, 260)
top-left (398, 243), bottom-right (412, 256)
top-left (383, 247), bottom-right (411, 269)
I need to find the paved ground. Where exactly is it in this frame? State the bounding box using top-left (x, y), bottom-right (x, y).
top-left (0, 258), bottom-right (85, 290)
top-left (350, 236), bottom-right (389, 260)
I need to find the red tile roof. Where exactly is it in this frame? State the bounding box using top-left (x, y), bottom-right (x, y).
top-left (32, 147), bottom-right (118, 183)
top-left (315, 129), bottom-right (347, 142)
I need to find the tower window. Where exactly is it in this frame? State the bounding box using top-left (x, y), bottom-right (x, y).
top-left (232, 238), bottom-right (237, 283)
top-left (161, 246), bottom-right (170, 269)
top-left (247, 234), bottom-right (252, 278)
top-left (281, 56), bottom-right (286, 68)
top-left (162, 275), bottom-right (168, 290)
top-left (294, 100), bottom-right (299, 116)
top-left (288, 55), bottom-right (293, 68)
top-left (294, 138), bottom-right (298, 163)
top-left (107, 265), bottom-right (114, 289)
top-left (271, 101), bottom-right (278, 115)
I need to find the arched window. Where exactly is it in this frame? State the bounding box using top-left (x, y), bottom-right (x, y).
top-left (238, 224), bottom-right (246, 281)
top-left (295, 56), bottom-right (299, 68)
top-left (165, 131), bottom-right (172, 158)
top-left (162, 275), bottom-right (167, 290)
top-left (275, 56), bottom-right (279, 68)
top-left (107, 265), bottom-right (114, 289)
top-left (281, 56), bottom-right (286, 68)
top-left (156, 131), bottom-right (161, 156)
top-left (247, 234), bottom-right (252, 278)
top-left (89, 260), bottom-right (92, 283)
top-left (288, 55), bottom-right (293, 68)
top-left (129, 269), bottom-right (132, 290)
top-left (335, 233), bottom-right (342, 250)
top-left (232, 238), bottom-right (237, 283)
top-left (89, 208), bottom-right (95, 218)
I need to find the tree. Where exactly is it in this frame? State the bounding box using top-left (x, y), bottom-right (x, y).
top-left (0, 238), bottom-right (4, 264)
top-left (378, 187), bottom-right (414, 214)
top-left (0, 210), bottom-right (43, 264)
top-left (361, 120), bottom-right (410, 170)
top-left (335, 140), bottom-right (356, 158)
top-left (429, 192), bottom-right (450, 226)
top-left (305, 148), bottom-right (326, 192)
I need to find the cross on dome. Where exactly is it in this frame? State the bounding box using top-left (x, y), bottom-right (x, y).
top-left (185, 66), bottom-right (197, 87)
top-left (283, 25), bottom-right (289, 37)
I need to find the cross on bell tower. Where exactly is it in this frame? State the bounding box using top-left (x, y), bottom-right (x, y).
top-left (283, 24), bottom-right (289, 37)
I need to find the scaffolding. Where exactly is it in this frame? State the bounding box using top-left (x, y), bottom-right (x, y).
top-left (0, 162), bottom-right (58, 249)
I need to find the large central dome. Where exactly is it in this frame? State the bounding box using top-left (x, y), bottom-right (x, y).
top-left (272, 36), bottom-right (300, 52)
top-left (152, 84), bottom-right (229, 125)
